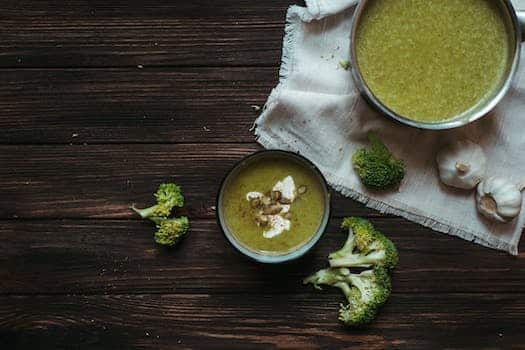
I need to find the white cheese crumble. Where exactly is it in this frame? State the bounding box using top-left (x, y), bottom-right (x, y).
top-left (272, 175), bottom-right (296, 202)
top-left (245, 176), bottom-right (297, 239)
top-left (263, 215), bottom-right (291, 239)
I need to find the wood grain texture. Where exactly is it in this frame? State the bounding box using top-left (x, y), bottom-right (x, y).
top-left (2, 218), bottom-right (524, 295)
top-left (0, 1), bottom-right (294, 68)
top-left (2, 0), bottom-right (525, 348)
top-left (0, 68), bottom-right (276, 144)
top-left (0, 144), bottom-right (381, 219)
top-left (1, 293), bottom-right (523, 350)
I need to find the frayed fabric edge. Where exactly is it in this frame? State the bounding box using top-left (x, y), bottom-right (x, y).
top-left (278, 6), bottom-right (308, 84)
top-left (253, 6), bottom-right (307, 134)
top-left (329, 179), bottom-right (518, 256)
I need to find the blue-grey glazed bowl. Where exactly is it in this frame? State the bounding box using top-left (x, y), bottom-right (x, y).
top-left (216, 150), bottom-right (331, 264)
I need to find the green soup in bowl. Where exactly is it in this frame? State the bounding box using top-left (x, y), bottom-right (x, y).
top-left (217, 151), bottom-right (330, 263)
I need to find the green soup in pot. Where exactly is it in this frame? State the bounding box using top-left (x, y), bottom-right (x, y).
top-left (355, 0), bottom-right (513, 122)
top-left (221, 156), bottom-right (326, 255)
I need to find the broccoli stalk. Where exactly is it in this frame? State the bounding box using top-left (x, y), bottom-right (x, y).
top-left (132, 183), bottom-right (184, 219)
top-left (304, 267), bottom-right (391, 326)
top-left (352, 132), bottom-right (405, 190)
top-left (329, 217), bottom-right (398, 269)
top-left (151, 216), bottom-right (189, 247)
top-left (327, 219), bottom-right (359, 260)
top-left (303, 217), bottom-right (398, 327)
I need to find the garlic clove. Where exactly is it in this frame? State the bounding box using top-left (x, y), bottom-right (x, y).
top-left (499, 205), bottom-right (521, 218)
top-left (437, 139), bottom-right (486, 190)
top-left (477, 195), bottom-right (507, 223)
top-left (476, 176), bottom-right (523, 223)
top-left (498, 195), bottom-right (522, 208)
top-left (479, 195), bottom-right (497, 211)
top-left (487, 177), bottom-right (507, 190)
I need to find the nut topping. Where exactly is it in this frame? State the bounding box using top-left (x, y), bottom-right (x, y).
top-left (263, 204), bottom-right (282, 215)
top-left (270, 190), bottom-right (282, 201)
top-left (250, 198), bottom-right (261, 208)
top-left (297, 185), bottom-right (307, 195)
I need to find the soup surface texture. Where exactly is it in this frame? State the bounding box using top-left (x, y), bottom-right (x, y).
top-left (221, 156), bottom-right (325, 254)
top-left (356, 0), bottom-right (512, 122)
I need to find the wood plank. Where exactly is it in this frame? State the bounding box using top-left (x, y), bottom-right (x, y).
top-left (0, 144), bottom-right (380, 219)
top-left (2, 218), bottom-right (524, 295)
top-left (0, 1), bottom-right (293, 68)
top-left (1, 293), bottom-right (523, 349)
top-left (0, 68), bottom-right (276, 144)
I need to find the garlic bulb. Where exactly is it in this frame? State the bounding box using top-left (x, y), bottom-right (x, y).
top-left (476, 177), bottom-right (524, 223)
top-left (436, 139), bottom-right (486, 190)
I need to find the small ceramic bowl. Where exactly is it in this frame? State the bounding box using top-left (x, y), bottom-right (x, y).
top-left (216, 150), bottom-right (331, 264)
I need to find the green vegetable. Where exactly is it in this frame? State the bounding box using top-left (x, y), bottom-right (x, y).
top-left (132, 183), bottom-right (184, 219)
top-left (304, 217), bottom-right (398, 327)
top-left (352, 132), bottom-right (405, 190)
top-left (329, 217), bottom-right (398, 269)
top-left (151, 216), bottom-right (190, 247)
top-left (132, 183), bottom-right (189, 247)
top-left (304, 266), bottom-right (391, 326)
top-left (339, 60), bottom-right (351, 70)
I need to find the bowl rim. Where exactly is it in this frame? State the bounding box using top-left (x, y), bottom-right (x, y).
top-left (216, 149), bottom-right (331, 264)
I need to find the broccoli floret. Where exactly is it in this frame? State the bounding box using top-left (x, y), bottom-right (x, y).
top-left (352, 132), bottom-right (405, 190)
top-left (132, 183), bottom-right (184, 219)
top-left (329, 217), bottom-right (398, 269)
top-left (303, 266), bottom-right (348, 290)
top-left (151, 216), bottom-right (189, 247)
top-left (339, 60), bottom-right (352, 70)
top-left (304, 267), bottom-right (391, 327)
top-left (339, 299), bottom-right (377, 326)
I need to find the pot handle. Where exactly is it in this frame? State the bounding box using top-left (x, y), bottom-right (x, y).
top-left (518, 10), bottom-right (525, 41)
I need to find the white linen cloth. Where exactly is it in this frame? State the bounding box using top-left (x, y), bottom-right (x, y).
top-left (254, 0), bottom-right (525, 254)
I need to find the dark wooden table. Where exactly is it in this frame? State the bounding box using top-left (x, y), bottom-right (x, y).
top-left (1, 1), bottom-right (525, 349)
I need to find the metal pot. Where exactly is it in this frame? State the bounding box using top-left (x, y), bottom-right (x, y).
top-left (349, 0), bottom-right (525, 130)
